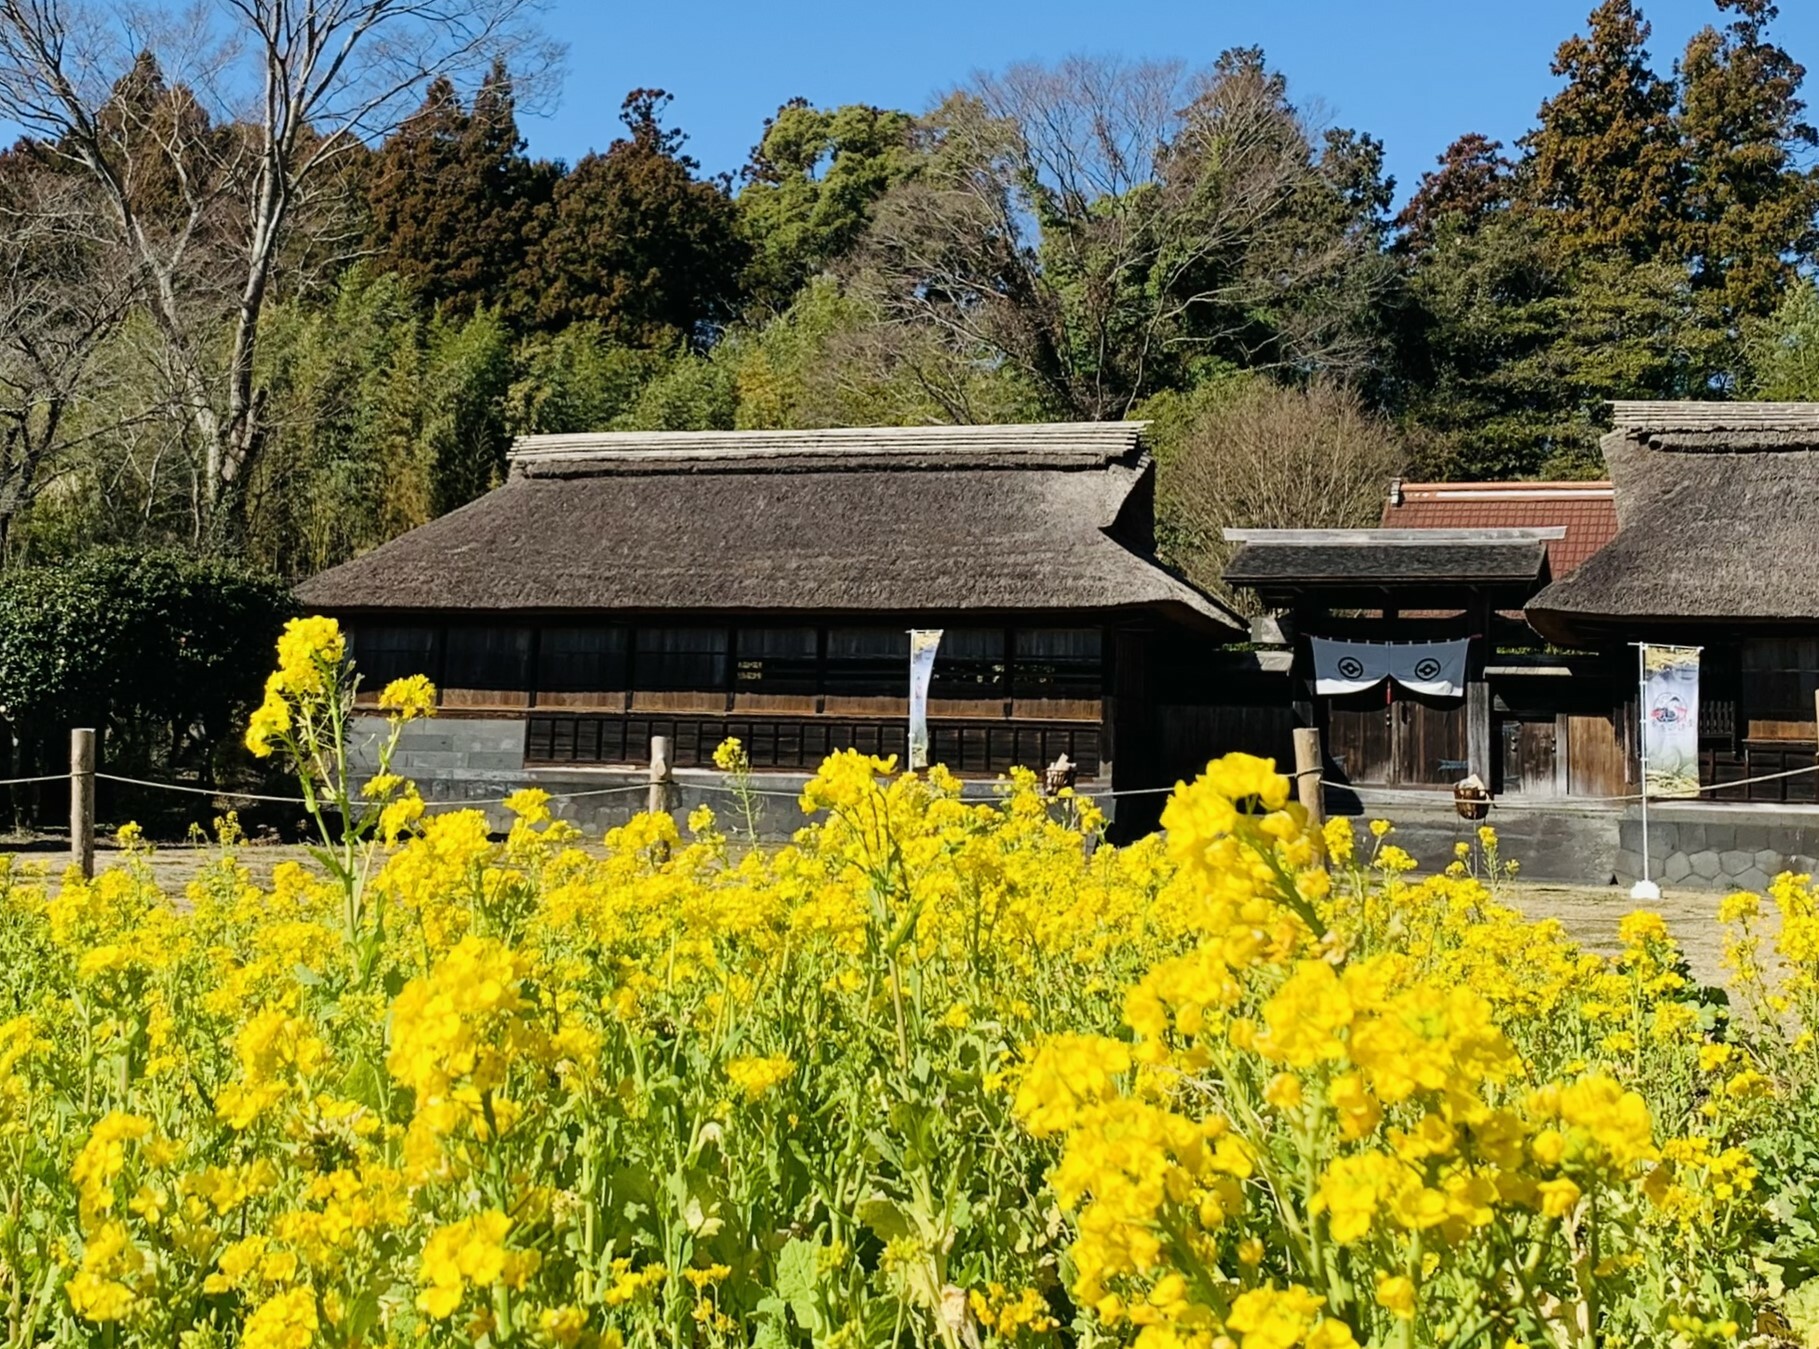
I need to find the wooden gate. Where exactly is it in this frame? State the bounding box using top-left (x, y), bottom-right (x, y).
top-left (1327, 687), bottom-right (1468, 787)
top-left (1500, 717), bottom-right (1559, 796)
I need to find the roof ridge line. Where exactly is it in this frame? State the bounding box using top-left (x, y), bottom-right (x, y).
top-left (508, 422), bottom-right (1150, 464)
top-left (1224, 527), bottom-right (1567, 544)
top-left (1611, 400), bottom-right (1819, 432)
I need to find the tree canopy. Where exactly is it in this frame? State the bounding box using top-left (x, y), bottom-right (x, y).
top-left (0, 0), bottom-right (1809, 593)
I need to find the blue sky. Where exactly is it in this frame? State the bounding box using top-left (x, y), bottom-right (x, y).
top-left (518, 0), bottom-right (1819, 204)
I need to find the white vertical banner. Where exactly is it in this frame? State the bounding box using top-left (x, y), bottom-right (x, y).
top-left (907, 629), bottom-right (943, 770)
top-left (1642, 644), bottom-right (1701, 799)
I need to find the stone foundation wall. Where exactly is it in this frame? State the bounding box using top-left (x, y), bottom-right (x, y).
top-left (348, 716), bottom-right (1108, 838)
top-left (1615, 805), bottom-right (1819, 891)
top-left (1329, 798), bottom-right (1623, 885)
top-left (1334, 796), bottom-right (1819, 891)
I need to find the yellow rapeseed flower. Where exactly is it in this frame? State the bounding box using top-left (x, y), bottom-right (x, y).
top-left (724, 1054), bottom-right (796, 1101)
top-left (378, 673), bottom-right (437, 720)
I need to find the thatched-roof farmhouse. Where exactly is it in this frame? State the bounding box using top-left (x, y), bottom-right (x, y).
top-left (1529, 402), bottom-right (1819, 640)
top-left (299, 422), bottom-right (1257, 829)
top-left (1518, 401), bottom-right (1819, 809)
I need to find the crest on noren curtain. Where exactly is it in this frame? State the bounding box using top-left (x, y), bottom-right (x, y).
top-left (1309, 637), bottom-right (1470, 699)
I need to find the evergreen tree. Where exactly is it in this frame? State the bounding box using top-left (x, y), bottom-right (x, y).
top-left (1746, 279), bottom-right (1819, 398)
top-left (525, 89), bottom-right (748, 346)
top-left (366, 63), bottom-right (554, 319)
top-left (736, 100), bottom-right (918, 315)
top-left (424, 309), bottom-right (514, 515)
top-left (506, 325), bottom-right (664, 434)
top-left (1397, 209), bottom-right (1713, 479)
top-left (1394, 134), bottom-right (1515, 254)
top-left (1521, 0), bottom-right (1681, 261)
top-left (245, 270), bottom-right (431, 576)
top-left (610, 346), bottom-right (740, 431)
top-left (1398, 213), bottom-right (1573, 479)
top-left (1676, 0), bottom-right (1819, 323)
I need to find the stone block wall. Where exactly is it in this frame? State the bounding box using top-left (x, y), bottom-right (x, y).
top-left (1332, 798), bottom-right (1819, 891)
top-left (346, 716), bottom-right (1097, 839)
top-left (1329, 799), bottom-right (1623, 885)
top-left (1615, 804), bottom-right (1819, 891)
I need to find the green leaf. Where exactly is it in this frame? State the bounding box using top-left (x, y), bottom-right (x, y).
top-left (774, 1237), bottom-right (824, 1334)
top-left (856, 1195), bottom-right (913, 1243)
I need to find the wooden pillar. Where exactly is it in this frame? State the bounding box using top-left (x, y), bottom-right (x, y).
top-left (70, 727), bottom-right (95, 879)
top-left (1467, 682), bottom-right (1493, 785)
top-left (1289, 603), bottom-right (1316, 730)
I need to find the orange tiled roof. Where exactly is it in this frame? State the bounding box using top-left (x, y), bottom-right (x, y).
top-left (1381, 481), bottom-right (1616, 578)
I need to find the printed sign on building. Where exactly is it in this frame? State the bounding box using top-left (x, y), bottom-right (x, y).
top-left (908, 629), bottom-right (943, 770)
top-left (1642, 644), bottom-right (1701, 799)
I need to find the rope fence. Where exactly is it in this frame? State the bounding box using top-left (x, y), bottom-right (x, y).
top-left (24, 731), bottom-right (1819, 881)
top-left (26, 761), bottom-right (1819, 814)
top-left (14, 770), bottom-right (1177, 809)
top-left (96, 772), bottom-right (313, 805)
top-left (1320, 758), bottom-right (1819, 810)
top-left (733, 781), bottom-right (1181, 800)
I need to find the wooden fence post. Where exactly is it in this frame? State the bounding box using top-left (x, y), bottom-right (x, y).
top-left (70, 727), bottom-right (95, 879)
top-left (1292, 726), bottom-right (1325, 831)
top-left (647, 735), bottom-right (674, 862)
top-left (647, 735), bottom-right (674, 819)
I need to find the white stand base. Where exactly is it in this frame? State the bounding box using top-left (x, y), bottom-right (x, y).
top-left (1629, 879), bottom-right (1662, 902)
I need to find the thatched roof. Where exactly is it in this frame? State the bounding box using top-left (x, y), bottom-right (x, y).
top-left (297, 424), bottom-right (1240, 631)
top-left (1223, 529), bottom-right (1556, 597)
top-left (1528, 401), bottom-right (1819, 642)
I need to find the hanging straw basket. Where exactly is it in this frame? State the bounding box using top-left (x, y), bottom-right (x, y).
top-left (1452, 775), bottom-right (1491, 822)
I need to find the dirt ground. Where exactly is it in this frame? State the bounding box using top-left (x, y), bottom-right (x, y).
top-left (25, 841), bottom-right (1742, 992)
top-left (1498, 880), bottom-right (1738, 987)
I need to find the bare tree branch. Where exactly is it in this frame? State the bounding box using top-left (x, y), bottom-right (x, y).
top-left (852, 52), bottom-right (1394, 421)
top-left (0, 155), bottom-right (138, 553)
top-left (1159, 379), bottom-right (1408, 610)
top-left (0, 0), bottom-right (556, 540)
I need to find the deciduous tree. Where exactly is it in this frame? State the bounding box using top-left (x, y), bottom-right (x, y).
top-left (0, 0), bottom-right (554, 540)
top-left (855, 52), bottom-right (1395, 422)
top-left (0, 147), bottom-right (136, 555)
top-left (1157, 379), bottom-right (1409, 603)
